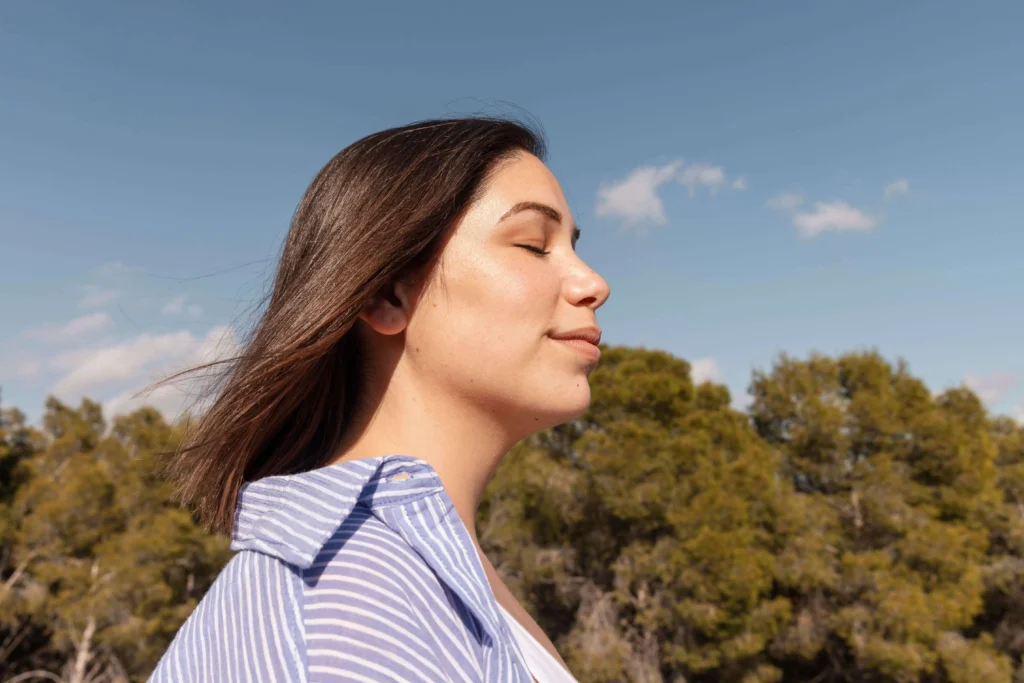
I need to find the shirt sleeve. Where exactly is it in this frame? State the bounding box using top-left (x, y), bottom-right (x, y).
top-left (147, 550), bottom-right (308, 683)
top-left (301, 554), bottom-right (468, 682)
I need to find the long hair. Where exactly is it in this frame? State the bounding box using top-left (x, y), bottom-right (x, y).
top-left (151, 115), bottom-right (547, 534)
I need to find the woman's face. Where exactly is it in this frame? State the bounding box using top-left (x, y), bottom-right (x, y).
top-left (403, 152), bottom-right (611, 435)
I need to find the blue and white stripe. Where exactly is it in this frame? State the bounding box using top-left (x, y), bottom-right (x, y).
top-left (148, 455), bottom-right (534, 682)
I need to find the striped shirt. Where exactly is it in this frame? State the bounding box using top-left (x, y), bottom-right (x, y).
top-left (148, 454), bottom-right (538, 682)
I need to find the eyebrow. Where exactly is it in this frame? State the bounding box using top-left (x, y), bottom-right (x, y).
top-left (497, 201), bottom-right (581, 247)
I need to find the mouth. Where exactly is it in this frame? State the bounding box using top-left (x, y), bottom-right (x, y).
top-left (551, 337), bottom-right (602, 362)
top-left (549, 327), bottom-right (602, 362)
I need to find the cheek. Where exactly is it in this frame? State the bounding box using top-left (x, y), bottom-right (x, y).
top-left (487, 271), bottom-right (546, 321)
top-left (454, 255), bottom-right (556, 334)
top-left (413, 257), bottom-right (559, 369)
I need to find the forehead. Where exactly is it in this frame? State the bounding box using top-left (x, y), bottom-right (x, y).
top-left (488, 153), bottom-right (563, 199)
top-left (464, 153), bottom-right (570, 227)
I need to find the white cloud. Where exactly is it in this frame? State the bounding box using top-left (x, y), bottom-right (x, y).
top-left (90, 261), bottom-right (142, 277)
top-left (963, 372), bottom-right (1018, 405)
top-left (766, 193), bottom-right (804, 211)
top-left (596, 159), bottom-right (745, 228)
top-left (52, 331), bottom-right (192, 396)
top-left (884, 178), bottom-right (910, 199)
top-left (793, 201), bottom-right (876, 238)
top-left (24, 312), bottom-right (113, 344)
top-left (79, 285), bottom-right (119, 309)
top-left (691, 357), bottom-right (721, 385)
top-left (677, 164), bottom-right (727, 196)
top-left (161, 295), bottom-right (203, 317)
top-left (595, 161), bottom-right (682, 227)
top-left (16, 360), bottom-right (41, 377)
top-left (50, 325), bottom-right (239, 405)
top-left (60, 313), bottom-right (112, 338)
top-left (100, 325), bottom-right (239, 421)
top-left (162, 295), bottom-right (186, 315)
top-left (1012, 403), bottom-right (1024, 426)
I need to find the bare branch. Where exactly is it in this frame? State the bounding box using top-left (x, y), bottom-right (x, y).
top-left (0, 550), bottom-right (39, 604)
top-left (4, 671), bottom-right (64, 683)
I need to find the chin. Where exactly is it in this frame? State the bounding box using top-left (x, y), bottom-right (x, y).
top-left (536, 384), bottom-right (593, 428)
top-left (499, 368), bottom-right (594, 434)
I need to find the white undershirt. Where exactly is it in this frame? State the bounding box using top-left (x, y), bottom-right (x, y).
top-left (496, 602), bottom-right (579, 683)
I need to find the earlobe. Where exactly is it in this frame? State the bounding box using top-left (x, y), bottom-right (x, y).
top-left (357, 294), bottom-right (407, 336)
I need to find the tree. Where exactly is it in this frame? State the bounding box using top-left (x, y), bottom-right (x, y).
top-left (1, 392), bottom-right (51, 674)
top-left (4, 346), bottom-right (1023, 682)
top-left (481, 347), bottom-right (796, 682)
top-left (749, 351), bottom-right (1012, 683)
top-left (977, 416), bottom-right (1024, 682)
top-left (1, 397), bottom-right (231, 683)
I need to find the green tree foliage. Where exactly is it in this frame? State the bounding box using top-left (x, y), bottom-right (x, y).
top-left (481, 349), bottom-right (793, 682)
top-left (479, 348), bottom-right (1022, 682)
top-left (1, 397), bottom-right (230, 682)
top-left (748, 352), bottom-right (1011, 683)
top-left (2, 346), bottom-right (1023, 682)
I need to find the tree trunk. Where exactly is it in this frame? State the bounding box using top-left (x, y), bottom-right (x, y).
top-left (68, 616), bottom-right (96, 683)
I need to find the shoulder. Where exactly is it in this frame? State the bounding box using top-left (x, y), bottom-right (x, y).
top-left (301, 508), bottom-right (487, 682)
top-left (148, 550), bottom-right (307, 683)
top-left (307, 507), bottom-right (433, 585)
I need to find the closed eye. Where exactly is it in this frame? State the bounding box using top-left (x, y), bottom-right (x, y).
top-left (516, 244), bottom-right (550, 256)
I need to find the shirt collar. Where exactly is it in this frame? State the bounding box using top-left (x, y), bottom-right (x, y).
top-left (230, 454), bottom-right (439, 567)
top-left (230, 454), bottom-right (508, 645)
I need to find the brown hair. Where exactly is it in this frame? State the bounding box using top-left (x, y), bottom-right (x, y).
top-left (151, 115), bottom-right (547, 534)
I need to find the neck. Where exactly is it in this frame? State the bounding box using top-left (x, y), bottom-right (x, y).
top-left (327, 359), bottom-right (521, 547)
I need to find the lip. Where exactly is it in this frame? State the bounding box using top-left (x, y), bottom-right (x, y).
top-left (550, 326), bottom-right (602, 345)
top-left (549, 326), bottom-right (602, 362)
top-left (552, 337), bottom-right (601, 362)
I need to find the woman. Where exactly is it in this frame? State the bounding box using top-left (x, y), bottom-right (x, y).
top-left (148, 115), bottom-right (610, 682)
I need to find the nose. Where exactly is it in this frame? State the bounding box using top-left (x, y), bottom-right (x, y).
top-left (565, 257), bottom-right (611, 311)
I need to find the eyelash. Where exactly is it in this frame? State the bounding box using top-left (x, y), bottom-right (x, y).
top-left (516, 244), bottom-right (550, 256)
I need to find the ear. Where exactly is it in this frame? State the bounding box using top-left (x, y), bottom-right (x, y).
top-left (357, 280), bottom-right (413, 335)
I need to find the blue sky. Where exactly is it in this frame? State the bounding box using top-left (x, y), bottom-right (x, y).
top-left (2, 1), bottom-right (1022, 426)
